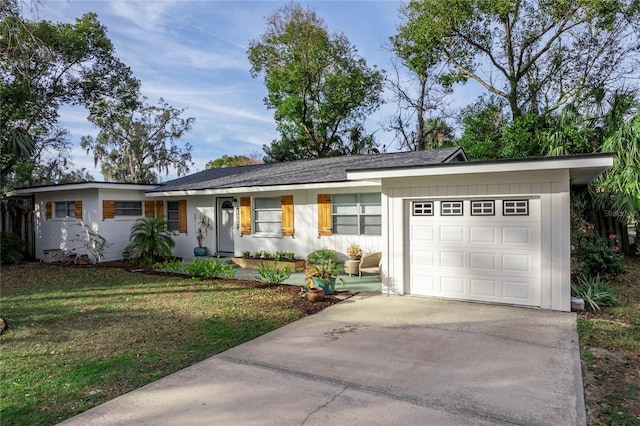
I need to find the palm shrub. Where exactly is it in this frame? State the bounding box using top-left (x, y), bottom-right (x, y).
top-left (571, 275), bottom-right (620, 311)
top-left (125, 217), bottom-right (175, 264)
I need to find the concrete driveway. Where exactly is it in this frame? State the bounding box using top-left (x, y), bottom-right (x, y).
top-left (60, 295), bottom-right (585, 425)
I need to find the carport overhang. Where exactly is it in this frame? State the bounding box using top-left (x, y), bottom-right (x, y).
top-left (346, 152), bottom-right (614, 185)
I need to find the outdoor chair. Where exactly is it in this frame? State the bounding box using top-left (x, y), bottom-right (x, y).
top-left (359, 251), bottom-right (381, 278)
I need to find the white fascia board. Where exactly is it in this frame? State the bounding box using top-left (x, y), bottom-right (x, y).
top-left (146, 179), bottom-right (381, 197)
top-left (10, 183), bottom-right (157, 196)
top-left (347, 156), bottom-right (614, 180)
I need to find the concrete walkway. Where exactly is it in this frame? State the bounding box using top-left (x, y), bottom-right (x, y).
top-left (59, 295), bottom-right (585, 425)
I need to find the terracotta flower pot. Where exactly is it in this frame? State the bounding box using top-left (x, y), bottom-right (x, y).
top-left (307, 288), bottom-right (325, 302)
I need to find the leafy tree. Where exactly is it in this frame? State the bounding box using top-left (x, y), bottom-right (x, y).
top-left (456, 98), bottom-right (505, 160)
top-left (81, 98), bottom-right (194, 184)
top-left (125, 217), bottom-right (175, 264)
top-left (248, 3), bottom-right (384, 162)
top-left (205, 153), bottom-right (262, 169)
top-left (393, 0), bottom-right (640, 119)
top-left (0, 4), bottom-right (139, 190)
top-left (385, 45), bottom-right (455, 151)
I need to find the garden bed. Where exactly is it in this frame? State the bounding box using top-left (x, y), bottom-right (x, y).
top-left (231, 257), bottom-right (306, 272)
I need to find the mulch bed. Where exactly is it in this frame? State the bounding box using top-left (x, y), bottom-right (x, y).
top-left (91, 260), bottom-right (343, 316)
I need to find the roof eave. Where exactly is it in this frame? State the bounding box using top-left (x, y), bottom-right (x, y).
top-left (346, 153), bottom-right (615, 182)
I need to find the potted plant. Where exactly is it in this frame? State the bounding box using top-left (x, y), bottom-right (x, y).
top-left (347, 242), bottom-right (363, 260)
top-left (194, 212), bottom-right (212, 256)
top-left (306, 249), bottom-right (344, 295)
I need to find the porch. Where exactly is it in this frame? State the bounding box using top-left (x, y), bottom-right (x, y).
top-left (232, 267), bottom-right (382, 293)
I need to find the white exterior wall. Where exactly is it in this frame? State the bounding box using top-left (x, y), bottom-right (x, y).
top-left (167, 195), bottom-right (216, 259)
top-left (231, 186), bottom-right (382, 261)
top-left (34, 188), bottom-right (150, 262)
top-left (382, 169), bottom-right (571, 311)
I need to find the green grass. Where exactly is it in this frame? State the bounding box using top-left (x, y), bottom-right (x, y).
top-left (0, 264), bottom-right (304, 425)
top-left (577, 256), bottom-right (640, 425)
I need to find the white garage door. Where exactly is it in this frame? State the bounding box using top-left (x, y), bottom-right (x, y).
top-left (408, 199), bottom-right (541, 307)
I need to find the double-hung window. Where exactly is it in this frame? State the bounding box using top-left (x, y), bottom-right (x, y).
top-left (166, 201), bottom-right (179, 231)
top-left (55, 201), bottom-right (75, 218)
top-left (253, 197), bottom-right (282, 234)
top-left (332, 193), bottom-right (381, 235)
top-left (114, 201), bottom-right (142, 217)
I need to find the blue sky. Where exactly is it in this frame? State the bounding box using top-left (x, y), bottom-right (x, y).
top-left (29, 1), bottom-right (478, 181)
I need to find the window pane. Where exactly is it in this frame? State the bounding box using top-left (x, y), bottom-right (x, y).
top-left (333, 215), bottom-right (358, 234)
top-left (255, 222), bottom-right (281, 233)
top-left (361, 215), bottom-right (381, 235)
top-left (361, 204), bottom-right (381, 214)
top-left (166, 201), bottom-right (179, 231)
top-left (114, 201), bottom-right (142, 216)
top-left (55, 203), bottom-right (67, 217)
top-left (334, 204), bottom-right (359, 214)
top-left (255, 209), bottom-right (281, 222)
top-left (253, 197), bottom-right (282, 234)
top-left (332, 194), bottom-right (357, 214)
top-left (360, 193), bottom-right (381, 205)
top-left (254, 198), bottom-right (280, 209)
top-left (55, 202), bottom-right (75, 217)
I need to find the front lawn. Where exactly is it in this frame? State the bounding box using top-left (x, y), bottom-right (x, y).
top-left (578, 256), bottom-right (640, 425)
top-left (0, 264), bottom-right (317, 425)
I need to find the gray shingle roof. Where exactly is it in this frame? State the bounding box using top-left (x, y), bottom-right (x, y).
top-left (152, 147), bottom-right (465, 193)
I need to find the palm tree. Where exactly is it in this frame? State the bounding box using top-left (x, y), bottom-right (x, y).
top-left (125, 217), bottom-right (175, 264)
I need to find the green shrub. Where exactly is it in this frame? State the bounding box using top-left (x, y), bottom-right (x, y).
top-left (0, 232), bottom-right (24, 265)
top-left (185, 257), bottom-right (236, 280)
top-left (257, 260), bottom-right (291, 285)
top-left (242, 250), bottom-right (251, 258)
top-left (571, 274), bottom-right (620, 311)
top-left (153, 259), bottom-right (183, 273)
top-left (573, 224), bottom-right (625, 278)
top-left (275, 251), bottom-right (296, 260)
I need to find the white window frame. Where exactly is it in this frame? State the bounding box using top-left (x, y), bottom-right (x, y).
top-left (332, 193), bottom-right (381, 236)
top-left (412, 201), bottom-right (434, 216)
top-left (114, 201), bottom-right (143, 217)
top-left (55, 201), bottom-right (75, 218)
top-left (441, 200), bottom-right (463, 216)
top-left (166, 201), bottom-right (179, 231)
top-left (471, 200), bottom-right (495, 216)
top-left (253, 197), bottom-right (282, 236)
top-left (503, 200), bottom-right (529, 216)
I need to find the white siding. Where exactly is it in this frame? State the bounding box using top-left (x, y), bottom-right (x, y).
top-left (383, 170), bottom-right (571, 311)
top-left (231, 187), bottom-right (382, 261)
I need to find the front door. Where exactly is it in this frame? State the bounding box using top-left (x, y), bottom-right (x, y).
top-left (217, 198), bottom-right (234, 253)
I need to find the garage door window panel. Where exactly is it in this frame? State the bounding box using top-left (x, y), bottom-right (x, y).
top-left (471, 200), bottom-right (495, 216)
top-left (441, 201), bottom-right (463, 216)
top-left (503, 200), bottom-right (529, 216)
top-left (413, 201), bottom-right (434, 216)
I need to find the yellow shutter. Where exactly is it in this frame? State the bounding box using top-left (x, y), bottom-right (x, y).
top-left (75, 200), bottom-right (83, 220)
top-left (177, 199), bottom-right (187, 233)
top-left (318, 194), bottom-right (332, 236)
top-left (281, 195), bottom-right (294, 236)
top-left (144, 200), bottom-right (155, 217)
top-left (240, 197), bottom-right (251, 235)
top-left (155, 200), bottom-right (164, 220)
top-left (45, 201), bottom-right (52, 220)
top-left (103, 200), bottom-right (115, 220)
